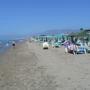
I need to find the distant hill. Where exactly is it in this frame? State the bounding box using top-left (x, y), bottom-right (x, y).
top-left (41, 29), bottom-right (79, 35)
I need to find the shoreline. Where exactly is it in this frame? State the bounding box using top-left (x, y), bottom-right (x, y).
top-left (0, 40), bottom-right (25, 54)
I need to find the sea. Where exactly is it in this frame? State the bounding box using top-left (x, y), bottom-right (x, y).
top-left (0, 40), bottom-right (13, 52)
top-left (0, 38), bottom-right (25, 53)
top-left (0, 35), bottom-right (29, 52)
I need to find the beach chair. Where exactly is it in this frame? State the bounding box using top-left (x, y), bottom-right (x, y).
top-left (52, 42), bottom-right (60, 48)
top-left (85, 45), bottom-right (90, 53)
top-left (83, 43), bottom-right (90, 53)
top-left (76, 46), bottom-right (86, 54)
top-left (86, 47), bottom-right (90, 53)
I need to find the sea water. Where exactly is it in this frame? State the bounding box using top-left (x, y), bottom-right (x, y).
top-left (0, 40), bottom-right (12, 52)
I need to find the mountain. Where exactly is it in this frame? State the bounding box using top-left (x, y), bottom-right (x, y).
top-left (41, 29), bottom-right (79, 35)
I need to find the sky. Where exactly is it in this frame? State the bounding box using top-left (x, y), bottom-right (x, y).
top-left (0, 0), bottom-right (90, 39)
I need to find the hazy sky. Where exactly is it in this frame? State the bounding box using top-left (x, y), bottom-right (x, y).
top-left (0, 0), bottom-right (90, 36)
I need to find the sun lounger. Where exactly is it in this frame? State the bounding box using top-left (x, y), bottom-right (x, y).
top-left (83, 43), bottom-right (90, 53)
top-left (52, 42), bottom-right (60, 48)
top-left (76, 46), bottom-right (86, 54)
top-left (85, 46), bottom-right (90, 53)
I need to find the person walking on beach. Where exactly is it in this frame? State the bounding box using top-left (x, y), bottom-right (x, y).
top-left (12, 41), bottom-right (16, 48)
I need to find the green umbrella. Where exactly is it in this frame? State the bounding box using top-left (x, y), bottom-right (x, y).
top-left (68, 33), bottom-right (78, 37)
top-left (77, 32), bottom-right (90, 37)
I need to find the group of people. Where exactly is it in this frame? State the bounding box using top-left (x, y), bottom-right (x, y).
top-left (64, 40), bottom-right (90, 54)
top-left (41, 38), bottom-right (90, 54)
top-left (64, 42), bottom-right (76, 53)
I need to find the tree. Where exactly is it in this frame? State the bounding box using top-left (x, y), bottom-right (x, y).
top-left (80, 28), bottom-right (84, 32)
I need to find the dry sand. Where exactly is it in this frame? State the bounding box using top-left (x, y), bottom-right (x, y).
top-left (0, 40), bottom-right (90, 90)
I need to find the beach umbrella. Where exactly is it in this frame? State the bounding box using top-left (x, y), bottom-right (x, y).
top-left (37, 34), bottom-right (68, 40)
top-left (68, 33), bottom-right (78, 37)
top-left (77, 32), bottom-right (90, 37)
top-left (53, 33), bottom-right (68, 38)
top-left (45, 35), bottom-right (54, 38)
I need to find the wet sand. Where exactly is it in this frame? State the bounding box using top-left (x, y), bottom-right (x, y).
top-left (0, 41), bottom-right (90, 90)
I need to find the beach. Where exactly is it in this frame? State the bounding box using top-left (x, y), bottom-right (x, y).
top-left (0, 40), bottom-right (90, 90)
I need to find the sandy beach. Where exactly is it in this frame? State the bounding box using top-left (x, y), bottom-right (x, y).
top-left (0, 40), bottom-right (90, 90)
